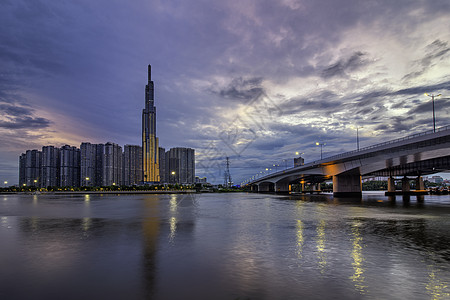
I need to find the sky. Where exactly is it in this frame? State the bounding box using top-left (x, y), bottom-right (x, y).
top-left (1, 0), bottom-right (450, 185)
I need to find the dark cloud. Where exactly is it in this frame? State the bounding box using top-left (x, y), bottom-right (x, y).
top-left (281, 90), bottom-right (341, 115)
top-left (321, 52), bottom-right (369, 78)
top-left (0, 116), bottom-right (51, 129)
top-left (0, 104), bottom-right (32, 116)
top-left (214, 77), bottom-right (265, 102)
top-left (374, 116), bottom-right (414, 133)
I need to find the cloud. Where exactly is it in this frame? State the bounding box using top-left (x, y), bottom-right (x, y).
top-left (321, 51), bottom-right (370, 78)
top-left (403, 39), bottom-right (450, 81)
top-left (213, 77), bottom-right (265, 102)
top-left (0, 116), bottom-right (51, 129)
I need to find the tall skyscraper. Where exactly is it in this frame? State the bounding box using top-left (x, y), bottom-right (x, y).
top-left (142, 65), bottom-right (160, 183)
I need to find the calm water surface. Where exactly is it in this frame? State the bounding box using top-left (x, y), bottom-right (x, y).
top-left (1, 192), bottom-right (450, 299)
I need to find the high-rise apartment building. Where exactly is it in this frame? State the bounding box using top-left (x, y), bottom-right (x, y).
top-left (41, 146), bottom-right (60, 187)
top-left (60, 145), bottom-right (80, 187)
top-left (123, 145), bottom-right (142, 186)
top-left (103, 142), bottom-right (122, 186)
top-left (142, 65), bottom-right (160, 183)
top-left (158, 147), bottom-right (166, 183)
top-left (80, 142), bottom-right (104, 186)
top-left (20, 150), bottom-right (41, 187)
top-left (165, 147), bottom-right (195, 184)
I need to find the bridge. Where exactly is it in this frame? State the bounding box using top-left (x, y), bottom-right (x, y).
top-left (248, 125), bottom-right (450, 197)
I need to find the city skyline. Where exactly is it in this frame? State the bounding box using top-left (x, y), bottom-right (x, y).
top-left (1, 1), bottom-right (450, 185)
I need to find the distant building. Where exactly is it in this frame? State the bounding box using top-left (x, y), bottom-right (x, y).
top-left (18, 153), bottom-right (26, 186)
top-left (41, 146), bottom-right (60, 187)
top-left (123, 145), bottom-right (142, 186)
top-left (80, 142), bottom-right (104, 186)
top-left (103, 142), bottom-right (122, 186)
top-left (430, 175), bottom-right (444, 184)
top-left (165, 147), bottom-right (195, 184)
top-left (158, 147), bottom-right (166, 183)
top-left (21, 150), bottom-right (41, 187)
top-left (60, 145), bottom-right (80, 187)
top-left (294, 156), bottom-right (304, 167)
top-left (195, 176), bottom-right (207, 183)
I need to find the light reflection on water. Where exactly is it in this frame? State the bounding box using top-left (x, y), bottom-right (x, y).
top-left (0, 192), bottom-right (450, 299)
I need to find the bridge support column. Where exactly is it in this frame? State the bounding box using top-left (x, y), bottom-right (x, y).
top-left (416, 176), bottom-right (425, 203)
top-left (333, 174), bottom-right (362, 197)
top-left (388, 177), bottom-right (396, 192)
top-left (251, 184), bottom-right (259, 193)
top-left (275, 182), bottom-right (290, 194)
top-left (416, 176), bottom-right (425, 190)
top-left (316, 183), bottom-right (321, 191)
top-left (402, 176), bottom-right (411, 202)
top-left (402, 176), bottom-right (410, 192)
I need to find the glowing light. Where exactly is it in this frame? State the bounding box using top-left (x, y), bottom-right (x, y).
top-left (349, 220), bottom-right (367, 294)
top-left (316, 219), bottom-right (327, 273)
top-left (169, 217), bottom-right (177, 242)
top-left (296, 220), bottom-right (304, 260)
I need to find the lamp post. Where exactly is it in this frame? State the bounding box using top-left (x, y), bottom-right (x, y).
top-left (425, 93), bottom-right (441, 132)
top-left (171, 171), bottom-right (176, 184)
top-left (3, 181), bottom-right (7, 187)
top-left (316, 142), bottom-right (326, 160)
top-left (356, 126), bottom-right (363, 151)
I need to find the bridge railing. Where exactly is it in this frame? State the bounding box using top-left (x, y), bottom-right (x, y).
top-left (251, 125), bottom-right (450, 184)
top-left (324, 125), bottom-right (450, 161)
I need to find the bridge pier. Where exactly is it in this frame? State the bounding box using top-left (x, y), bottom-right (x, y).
top-left (251, 184), bottom-right (259, 192)
top-left (275, 182), bottom-right (290, 194)
top-left (416, 176), bottom-right (425, 203)
top-left (332, 173), bottom-right (362, 197)
top-left (388, 177), bottom-right (396, 192)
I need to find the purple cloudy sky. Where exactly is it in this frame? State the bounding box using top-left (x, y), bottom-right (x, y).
top-left (1, 0), bottom-right (450, 185)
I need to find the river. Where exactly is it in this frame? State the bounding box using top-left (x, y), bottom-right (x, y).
top-left (1, 192), bottom-right (450, 299)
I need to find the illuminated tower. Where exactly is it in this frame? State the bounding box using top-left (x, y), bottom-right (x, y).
top-left (142, 65), bottom-right (160, 183)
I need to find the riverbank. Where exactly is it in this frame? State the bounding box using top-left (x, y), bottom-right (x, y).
top-left (0, 190), bottom-right (196, 195)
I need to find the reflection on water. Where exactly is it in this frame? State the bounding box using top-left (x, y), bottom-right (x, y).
top-left (316, 219), bottom-right (327, 274)
top-left (296, 220), bottom-right (304, 261)
top-left (349, 219), bottom-right (367, 294)
top-left (426, 252), bottom-right (450, 300)
top-left (0, 192), bottom-right (450, 299)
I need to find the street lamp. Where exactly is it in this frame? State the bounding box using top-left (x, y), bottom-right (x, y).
top-left (356, 126), bottom-right (363, 151)
top-left (3, 181), bottom-right (7, 186)
top-left (425, 93), bottom-right (441, 132)
top-left (171, 171), bottom-right (176, 184)
top-left (316, 142), bottom-right (326, 160)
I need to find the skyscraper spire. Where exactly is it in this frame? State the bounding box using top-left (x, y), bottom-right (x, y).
top-left (142, 64), bottom-right (160, 183)
top-left (148, 64), bottom-right (152, 83)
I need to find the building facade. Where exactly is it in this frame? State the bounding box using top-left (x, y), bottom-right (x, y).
top-left (158, 147), bottom-right (166, 183)
top-left (103, 142), bottom-right (122, 186)
top-left (80, 142), bottom-right (105, 187)
top-left (60, 145), bottom-right (80, 187)
top-left (123, 145), bottom-right (142, 186)
top-left (142, 65), bottom-right (160, 183)
top-left (165, 147), bottom-right (195, 184)
top-left (41, 146), bottom-right (60, 187)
